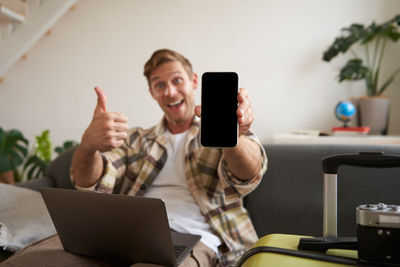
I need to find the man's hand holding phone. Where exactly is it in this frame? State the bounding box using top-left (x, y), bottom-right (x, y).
top-left (199, 72), bottom-right (255, 147)
top-left (198, 73), bottom-right (261, 180)
top-left (80, 86), bottom-right (129, 153)
top-left (195, 87), bottom-right (254, 136)
top-left (236, 87), bottom-right (254, 136)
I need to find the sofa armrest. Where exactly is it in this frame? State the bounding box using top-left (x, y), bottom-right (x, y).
top-left (45, 146), bottom-right (76, 190)
top-left (15, 147), bottom-right (77, 191)
top-left (16, 176), bottom-right (55, 192)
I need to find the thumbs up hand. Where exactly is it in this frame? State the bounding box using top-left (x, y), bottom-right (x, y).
top-left (80, 86), bottom-right (129, 153)
top-left (94, 86), bottom-right (107, 113)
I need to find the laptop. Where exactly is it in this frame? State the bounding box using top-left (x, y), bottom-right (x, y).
top-left (40, 188), bottom-right (201, 267)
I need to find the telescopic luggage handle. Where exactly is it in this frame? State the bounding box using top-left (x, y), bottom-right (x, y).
top-left (323, 152), bottom-right (400, 174)
top-left (322, 152), bottom-right (400, 238)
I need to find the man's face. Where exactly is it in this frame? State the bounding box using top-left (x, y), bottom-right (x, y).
top-left (149, 61), bottom-right (198, 130)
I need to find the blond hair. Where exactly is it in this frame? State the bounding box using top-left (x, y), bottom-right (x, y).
top-left (143, 49), bottom-right (193, 86)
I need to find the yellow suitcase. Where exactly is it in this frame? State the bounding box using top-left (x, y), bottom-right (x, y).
top-left (238, 234), bottom-right (358, 267)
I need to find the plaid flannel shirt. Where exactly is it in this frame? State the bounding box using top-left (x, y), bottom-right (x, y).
top-left (75, 117), bottom-right (267, 266)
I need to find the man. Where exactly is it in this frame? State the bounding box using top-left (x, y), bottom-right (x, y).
top-left (72, 49), bottom-right (267, 266)
top-left (5, 49), bottom-right (267, 267)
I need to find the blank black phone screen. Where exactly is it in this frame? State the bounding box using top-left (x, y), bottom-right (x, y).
top-left (201, 72), bottom-right (238, 147)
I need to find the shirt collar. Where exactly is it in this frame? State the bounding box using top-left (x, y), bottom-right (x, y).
top-left (149, 116), bottom-right (200, 148)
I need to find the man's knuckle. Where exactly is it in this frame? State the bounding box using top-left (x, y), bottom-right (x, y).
top-left (104, 131), bottom-right (114, 140)
top-left (106, 139), bottom-right (115, 148)
top-left (104, 121), bottom-right (114, 130)
top-left (103, 113), bottom-right (113, 121)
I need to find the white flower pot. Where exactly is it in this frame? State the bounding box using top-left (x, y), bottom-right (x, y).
top-left (359, 96), bottom-right (390, 135)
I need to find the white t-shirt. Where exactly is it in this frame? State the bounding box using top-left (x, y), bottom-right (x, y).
top-left (145, 129), bottom-right (222, 254)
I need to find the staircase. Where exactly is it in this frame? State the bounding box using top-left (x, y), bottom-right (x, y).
top-left (0, 0), bottom-right (77, 80)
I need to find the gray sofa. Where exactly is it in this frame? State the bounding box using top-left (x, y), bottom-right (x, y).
top-left (1, 143), bottom-right (400, 263)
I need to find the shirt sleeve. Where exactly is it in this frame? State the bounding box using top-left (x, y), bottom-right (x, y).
top-left (217, 131), bottom-right (267, 197)
top-left (70, 145), bottom-right (128, 194)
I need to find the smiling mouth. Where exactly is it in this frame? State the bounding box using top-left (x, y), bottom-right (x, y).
top-left (167, 99), bottom-right (184, 108)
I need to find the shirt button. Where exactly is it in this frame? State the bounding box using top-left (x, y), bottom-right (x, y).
top-left (140, 184), bottom-right (146, 191)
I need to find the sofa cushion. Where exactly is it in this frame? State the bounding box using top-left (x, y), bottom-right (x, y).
top-left (0, 183), bottom-right (56, 252)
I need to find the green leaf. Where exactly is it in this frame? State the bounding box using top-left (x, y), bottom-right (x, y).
top-left (338, 59), bottom-right (369, 82)
top-left (21, 130), bottom-right (53, 180)
top-left (0, 128), bottom-right (29, 174)
top-left (23, 154), bottom-right (49, 180)
top-left (27, 163), bottom-right (38, 180)
top-left (381, 24), bottom-right (400, 42)
top-left (54, 140), bottom-right (78, 155)
top-left (361, 22), bottom-right (380, 44)
top-left (13, 143), bottom-right (28, 159)
top-left (0, 156), bottom-right (12, 173)
top-left (391, 14), bottom-right (400, 26)
top-left (7, 148), bottom-right (24, 167)
top-left (35, 130), bottom-right (52, 162)
top-left (0, 128), bottom-right (5, 139)
top-left (323, 24), bottom-right (366, 61)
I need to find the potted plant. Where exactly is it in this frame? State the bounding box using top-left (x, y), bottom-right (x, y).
top-left (0, 128), bottom-right (29, 183)
top-left (323, 14), bottom-right (400, 134)
top-left (23, 130), bottom-right (78, 179)
top-left (0, 127), bottom-right (78, 183)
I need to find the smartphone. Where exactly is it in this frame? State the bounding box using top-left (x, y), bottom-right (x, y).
top-left (200, 72), bottom-right (238, 147)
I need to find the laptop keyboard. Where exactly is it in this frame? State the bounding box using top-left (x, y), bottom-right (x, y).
top-left (174, 245), bottom-right (187, 258)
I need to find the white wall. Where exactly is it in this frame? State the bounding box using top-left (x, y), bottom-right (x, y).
top-left (1, 0), bottom-right (400, 147)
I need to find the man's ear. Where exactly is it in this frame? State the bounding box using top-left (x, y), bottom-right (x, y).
top-left (192, 73), bottom-right (199, 90)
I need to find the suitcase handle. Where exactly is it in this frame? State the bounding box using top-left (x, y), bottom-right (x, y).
top-left (322, 152), bottom-right (400, 174)
top-left (322, 152), bottom-right (400, 238)
top-left (237, 245), bottom-right (359, 267)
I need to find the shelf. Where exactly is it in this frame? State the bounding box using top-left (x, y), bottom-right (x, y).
top-left (268, 133), bottom-right (400, 145)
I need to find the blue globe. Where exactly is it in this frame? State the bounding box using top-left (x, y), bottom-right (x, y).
top-left (335, 101), bottom-right (356, 126)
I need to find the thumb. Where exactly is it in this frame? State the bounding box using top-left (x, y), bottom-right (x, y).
top-left (94, 86), bottom-right (107, 113)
